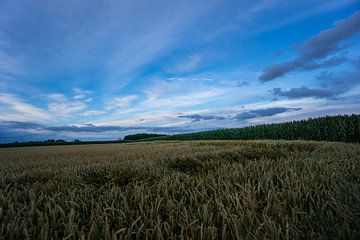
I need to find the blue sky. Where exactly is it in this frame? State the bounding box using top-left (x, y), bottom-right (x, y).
top-left (0, 0), bottom-right (360, 142)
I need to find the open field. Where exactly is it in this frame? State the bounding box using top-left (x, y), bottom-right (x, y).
top-left (1, 140), bottom-right (360, 239)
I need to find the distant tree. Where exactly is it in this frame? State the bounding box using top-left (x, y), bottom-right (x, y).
top-left (74, 139), bottom-right (82, 143)
top-left (123, 133), bottom-right (167, 141)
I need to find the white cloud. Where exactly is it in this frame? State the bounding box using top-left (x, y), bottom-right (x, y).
top-left (81, 110), bottom-right (107, 116)
top-left (114, 95), bottom-right (138, 106)
top-left (105, 95), bottom-right (139, 111)
top-left (72, 87), bottom-right (92, 100)
top-left (0, 93), bottom-right (51, 122)
top-left (170, 54), bottom-right (202, 73)
top-left (47, 93), bottom-right (87, 117)
top-left (73, 94), bottom-right (86, 100)
top-left (92, 76), bottom-right (231, 126)
top-left (142, 89), bottom-right (222, 110)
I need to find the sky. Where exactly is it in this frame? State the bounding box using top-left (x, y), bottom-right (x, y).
top-left (0, 0), bottom-right (360, 143)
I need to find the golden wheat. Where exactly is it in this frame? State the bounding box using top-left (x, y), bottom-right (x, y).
top-left (0, 140), bottom-right (359, 239)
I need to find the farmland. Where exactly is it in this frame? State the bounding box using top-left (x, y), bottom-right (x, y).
top-left (1, 140), bottom-right (360, 239)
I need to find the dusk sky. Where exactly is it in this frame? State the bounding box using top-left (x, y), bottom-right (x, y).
top-left (0, 0), bottom-right (360, 142)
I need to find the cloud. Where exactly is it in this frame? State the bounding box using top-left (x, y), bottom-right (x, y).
top-left (0, 120), bottom-right (208, 143)
top-left (0, 93), bottom-right (51, 122)
top-left (170, 54), bottom-right (202, 73)
top-left (296, 11), bottom-right (360, 61)
top-left (139, 76), bottom-right (228, 111)
top-left (317, 70), bottom-right (360, 91)
top-left (0, 90), bottom-right (96, 123)
top-left (47, 93), bottom-right (87, 116)
top-left (0, 121), bottom-right (135, 134)
top-left (100, 1), bottom-right (218, 92)
top-left (178, 106), bottom-right (302, 123)
top-left (2, 96), bottom-right (359, 143)
top-left (73, 87), bottom-right (91, 100)
top-left (46, 124), bottom-right (129, 133)
top-left (114, 95), bottom-right (138, 107)
top-left (272, 87), bottom-right (336, 99)
top-left (271, 70), bottom-right (360, 100)
top-left (259, 11), bottom-right (360, 81)
top-left (0, 0), bottom-right (220, 94)
top-left (142, 89), bottom-right (222, 110)
top-left (178, 113), bottom-right (225, 122)
top-left (81, 110), bottom-right (107, 116)
top-left (44, 124), bottom-right (199, 133)
top-left (0, 121), bottom-right (45, 130)
top-left (105, 95), bottom-right (139, 111)
top-left (260, 57), bottom-right (347, 81)
top-left (234, 107), bottom-right (301, 121)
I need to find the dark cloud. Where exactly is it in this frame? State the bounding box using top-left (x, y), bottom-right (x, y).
top-left (300, 57), bottom-right (347, 70)
top-left (260, 57), bottom-right (346, 81)
top-left (0, 121), bottom-right (56, 143)
top-left (46, 124), bottom-right (130, 133)
top-left (272, 87), bottom-right (336, 99)
top-left (234, 107), bottom-right (301, 121)
top-left (296, 11), bottom-right (360, 61)
top-left (0, 122), bottom-right (140, 133)
top-left (178, 114), bottom-right (226, 122)
top-left (179, 108), bottom-right (302, 123)
top-left (0, 121), bottom-right (44, 129)
top-left (259, 11), bottom-right (360, 81)
top-left (0, 121), bottom-right (214, 134)
top-left (271, 70), bottom-right (360, 100)
top-left (260, 61), bottom-right (296, 81)
top-left (46, 124), bottom-right (202, 134)
top-left (0, 121), bottom-right (210, 143)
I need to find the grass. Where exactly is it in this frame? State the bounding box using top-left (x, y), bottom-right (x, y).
top-left (0, 140), bottom-right (360, 239)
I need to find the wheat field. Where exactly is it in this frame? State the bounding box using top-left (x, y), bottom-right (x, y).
top-left (1, 140), bottom-right (360, 239)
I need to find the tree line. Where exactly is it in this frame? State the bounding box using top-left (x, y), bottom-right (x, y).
top-left (149, 114), bottom-right (360, 143)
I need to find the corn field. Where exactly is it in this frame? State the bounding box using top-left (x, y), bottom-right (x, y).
top-left (150, 114), bottom-right (360, 142)
top-left (1, 140), bottom-right (360, 239)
